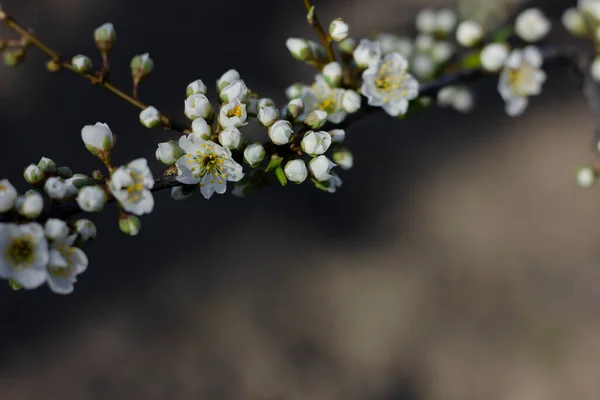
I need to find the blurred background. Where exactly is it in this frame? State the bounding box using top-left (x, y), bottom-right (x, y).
top-left (1, 0), bottom-right (599, 399)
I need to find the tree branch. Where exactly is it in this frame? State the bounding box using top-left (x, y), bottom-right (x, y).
top-left (303, 0), bottom-right (335, 63)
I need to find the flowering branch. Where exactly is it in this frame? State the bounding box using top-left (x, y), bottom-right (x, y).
top-left (1, 1), bottom-right (600, 295)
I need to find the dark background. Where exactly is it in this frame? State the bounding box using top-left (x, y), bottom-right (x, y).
top-left (2, 0), bottom-right (600, 399)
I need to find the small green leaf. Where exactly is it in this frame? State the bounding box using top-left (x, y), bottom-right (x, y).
top-left (274, 166), bottom-right (288, 186)
top-left (307, 5), bottom-right (315, 24)
top-left (265, 155), bottom-right (283, 172)
top-left (461, 52), bottom-right (482, 70)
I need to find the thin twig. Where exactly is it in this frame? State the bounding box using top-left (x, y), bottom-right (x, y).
top-left (303, 0), bottom-right (335, 63)
top-left (0, 12), bottom-right (188, 133)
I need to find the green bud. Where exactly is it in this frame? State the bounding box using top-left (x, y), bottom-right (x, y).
top-left (57, 166), bottom-right (73, 179)
top-left (286, 38), bottom-right (313, 61)
top-left (8, 279), bottom-right (22, 291)
top-left (94, 22), bottom-right (116, 52)
top-left (119, 214), bottom-right (141, 236)
top-left (130, 53), bottom-right (154, 81)
top-left (37, 157), bottom-right (57, 175)
top-left (3, 48), bottom-right (25, 67)
top-left (304, 110), bottom-right (327, 129)
top-left (92, 170), bottom-right (105, 181)
top-left (23, 164), bottom-right (45, 184)
top-left (72, 55), bottom-right (92, 74)
top-left (338, 38), bottom-right (356, 55)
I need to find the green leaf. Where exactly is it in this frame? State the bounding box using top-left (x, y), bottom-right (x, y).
top-left (461, 52), bottom-right (482, 70)
top-left (274, 166), bottom-right (288, 186)
top-left (265, 155), bottom-right (283, 172)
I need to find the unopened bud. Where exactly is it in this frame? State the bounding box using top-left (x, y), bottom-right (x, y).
top-left (24, 164), bottom-right (45, 184)
top-left (72, 55), bottom-right (92, 74)
top-left (140, 106), bottom-right (161, 128)
top-left (301, 130), bottom-right (332, 156)
top-left (44, 177), bottom-right (68, 200)
top-left (577, 166), bottom-right (597, 188)
top-left (284, 159), bottom-right (308, 184)
top-left (329, 18), bottom-right (349, 42)
top-left (258, 106), bottom-right (279, 127)
top-left (186, 79), bottom-right (207, 97)
top-left (130, 53), bottom-right (153, 82)
top-left (342, 90), bottom-right (361, 113)
top-left (286, 83), bottom-right (304, 99)
top-left (74, 219), bottom-right (97, 242)
top-left (287, 98), bottom-right (305, 119)
top-left (156, 141), bottom-right (185, 165)
top-left (332, 148), bottom-right (354, 170)
top-left (456, 20), bottom-right (484, 47)
top-left (338, 38), bottom-right (356, 55)
top-left (81, 122), bottom-right (115, 162)
top-left (119, 214), bottom-right (141, 236)
top-left (46, 60), bottom-right (61, 72)
top-left (304, 110), bottom-right (328, 129)
top-left (217, 69), bottom-right (240, 92)
top-left (3, 48), bottom-right (25, 67)
top-left (76, 185), bottom-right (106, 212)
top-left (57, 167), bottom-right (73, 179)
top-left (243, 143), bottom-right (265, 167)
top-left (16, 190), bottom-right (44, 219)
top-left (322, 62), bottom-right (343, 87)
top-left (286, 38), bottom-right (313, 61)
top-left (268, 120), bottom-right (293, 145)
top-left (37, 157), bottom-right (57, 176)
top-left (94, 22), bottom-right (116, 52)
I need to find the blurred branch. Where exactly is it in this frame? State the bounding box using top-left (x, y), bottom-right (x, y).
top-left (303, 0), bottom-right (335, 63)
top-left (0, 11), bottom-right (188, 133)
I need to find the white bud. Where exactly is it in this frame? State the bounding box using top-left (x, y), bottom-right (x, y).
top-left (191, 118), bottom-right (212, 140)
top-left (416, 8), bottom-right (436, 34)
top-left (218, 127), bottom-right (243, 149)
top-left (435, 9), bottom-right (457, 35)
top-left (65, 174), bottom-right (92, 196)
top-left (284, 160), bottom-right (308, 183)
top-left (342, 90), bottom-right (361, 113)
top-left (562, 8), bottom-right (587, 36)
top-left (268, 120), bottom-right (293, 145)
top-left (287, 98), bottom-right (305, 119)
top-left (258, 98), bottom-right (275, 108)
top-left (480, 43), bottom-right (509, 72)
top-left (581, 0), bottom-right (600, 20)
top-left (44, 177), bottom-right (68, 200)
top-left (353, 39), bottom-right (381, 69)
top-left (219, 100), bottom-right (248, 128)
top-left (286, 83), bottom-right (304, 99)
top-left (219, 79), bottom-right (248, 103)
top-left (119, 214), bottom-right (141, 236)
top-left (130, 53), bottom-right (153, 80)
top-left (81, 122), bottom-right (115, 155)
top-left (456, 20), bottom-right (484, 47)
top-left (184, 94), bottom-right (212, 120)
top-left (186, 79), bottom-right (207, 97)
top-left (515, 8), bottom-right (551, 43)
top-left (415, 34), bottom-right (435, 52)
top-left (329, 129), bottom-right (345, 144)
top-left (74, 219), bottom-right (97, 242)
top-left (17, 191), bottom-right (43, 219)
top-left (304, 110), bottom-right (328, 129)
top-left (286, 38), bottom-right (312, 61)
top-left (411, 53), bottom-right (436, 79)
top-left (76, 185), bottom-right (106, 212)
top-left (94, 22), bottom-right (116, 52)
top-left (23, 164), bottom-right (45, 184)
top-left (322, 62), bottom-right (343, 87)
top-left (258, 106), bottom-right (279, 127)
top-left (140, 106), bottom-right (161, 128)
top-left (243, 143), bottom-right (265, 166)
top-left (395, 37), bottom-right (414, 58)
top-left (329, 18), bottom-right (349, 42)
top-left (217, 69), bottom-right (240, 92)
top-left (71, 55), bottom-right (92, 74)
top-left (431, 41), bottom-right (454, 64)
top-left (332, 148), bottom-right (354, 170)
top-left (591, 57), bottom-right (600, 83)
top-left (338, 37), bottom-right (357, 55)
top-left (0, 179), bottom-right (18, 213)
top-left (156, 141), bottom-right (185, 165)
top-left (45, 218), bottom-right (69, 241)
top-left (301, 131), bottom-right (332, 156)
top-left (37, 157), bottom-right (57, 175)
top-left (309, 155), bottom-right (336, 182)
top-left (577, 166), bottom-right (597, 188)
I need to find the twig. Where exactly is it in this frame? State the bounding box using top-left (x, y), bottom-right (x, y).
top-left (303, 0), bottom-right (335, 63)
top-left (0, 12), bottom-right (188, 133)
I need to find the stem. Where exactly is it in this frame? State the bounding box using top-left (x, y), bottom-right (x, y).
top-left (0, 12), bottom-right (188, 134)
top-left (303, 0), bottom-right (335, 63)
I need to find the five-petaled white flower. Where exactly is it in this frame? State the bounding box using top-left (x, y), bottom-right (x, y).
top-left (175, 136), bottom-right (244, 199)
top-left (0, 222), bottom-right (49, 289)
top-left (109, 158), bottom-right (155, 215)
top-left (498, 46), bottom-right (547, 117)
top-left (46, 234), bottom-right (88, 294)
top-left (219, 100), bottom-right (248, 128)
top-left (361, 52), bottom-right (420, 117)
top-left (301, 75), bottom-right (347, 123)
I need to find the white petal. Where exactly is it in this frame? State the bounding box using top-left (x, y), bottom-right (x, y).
top-left (382, 99), bottom-right (409, 116)
top-left (523, 46), bottom-right (543, 68)
top-left (506, 96), bottom-right (529, 117)
top-left (175, 157), bottom-right (200, 185)
top-left (47, 275), bottom-right (75, 295)
top-left (49, 248), bottom-right (68, 268)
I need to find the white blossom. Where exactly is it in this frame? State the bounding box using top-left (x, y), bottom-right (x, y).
top-left (415, 34), bottom-right (435, 52)
top-left (309, 155), bottom-right (336, 182)
top-left (515, 8), bottom-right (551, 43)
top-left (175, 136), bottom-right (244, 199)
top-left (76, 186), bottom-right (106, 212)
top-left (258, 106), bottom-right (279, 127)
top-left (286, 38), bottom-right (312, 61)
top-left (139, 106), bottom-right (161, 128)
top-left (109, 158), bottom-right (154, 215)
top-left (244, 143), bottom-right (265, 166)
top-left (0, 222), bottom-right (48, 289)
top-left (562, 8), bottom-right (587, 36)
top-left (284, 160), bottom-right (308, 183)
top-left (219, 100), bottom-right (248, 128)
top-left (580, 0), bottom-right (600, 20)
top-left (81, 122), bottom-right (115, 153)
top-left (17, 191), bottom-right (43, 219)
top-left (44, 177), bottom-right (68, 200)
top-left (577, 166), bottom-right (596, 188)
top-left (219, 80), bottom-right (248, 103)
top-left (217, 69), bottom-right (240, 92)
top-left (218, 127), bottom-right (243, 150)
top-left (184, 94), bottom-right (212, 120)
top-left (186, 79), bottom-right (207, 97)
top-left (353, 39), bottom-right (381, 69)
top-left (456, 20), bottom-right (484, 47)
top-left (268, 120), bottom-right (293, 145)
top-left (0, 179), bottom-right (18, 213)
top-left (45, 219), bottom-right (69, 241)
top-left (74, 219), bottom-right (96, 242)
top-left (498, 46), bottom-right (546, 117)
top-left (411, 53), bottom-right (436, 79)
top-left (46, 234), bottom-right (88, 295)
top-left (342, 90), bottom-right (362, 113)
top-left (329, 129), bottom-right (346, 144)
top-left (361, 52), bottom-right (420, 117)
top-left (301, 76), bottom-right (347, 123)
top-left (431, 41), bottom-right (455, 64)
top-left (416, 8), bottom-right (436, 34)
top-left (481, 43), bottom-right (509, 72)
top-left (329, 19), bottom-right (349, 42)
top-left (23, 164), bottom-right (44, 184)
top-left (191, 118), bottom-right (212, 140)
top-left (301, 131), bottom-right (332, 156)
top-left (322, 62), bottom-right (343, 87)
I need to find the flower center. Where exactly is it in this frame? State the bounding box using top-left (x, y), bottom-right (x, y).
top-left (126, 171), bottom-right (145, 203)
top-left (0, 184), bottom-right (7, 191)
top-left (6, 235), bottom-right (35, 269)
top-left (226, 105), bottom-right (243, 118)
top-left (507, 64), bottom-right (537, 96)
top-left (375, 61), bottom-right (409, 102)
top-left (186, 144), bottom-right (228, 185)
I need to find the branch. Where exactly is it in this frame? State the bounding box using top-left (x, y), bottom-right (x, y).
top-left (0, 11), bottom-right (189, 133)
top-left (303, 0), bottom-right (335, 63)
top-left (1, 44), bottom-right (581, 224)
